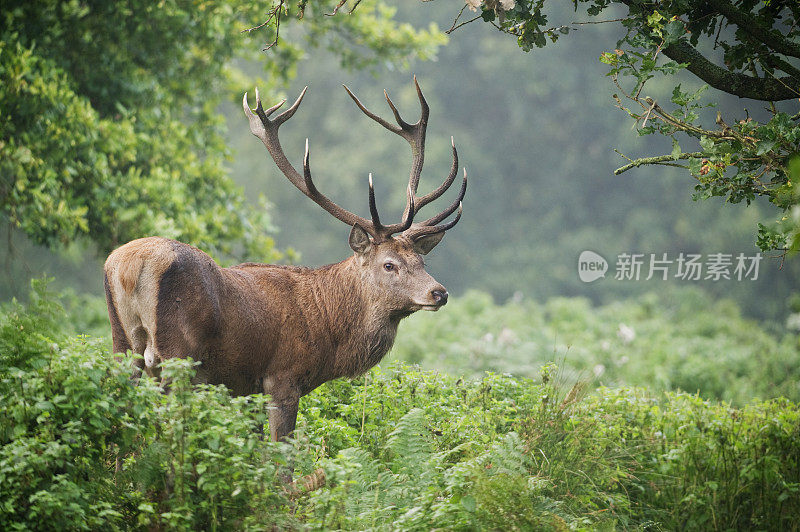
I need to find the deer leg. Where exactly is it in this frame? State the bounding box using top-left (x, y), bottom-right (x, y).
top-left (105, 273), bottom-right (131, 354)
top-left (126, 327), bottom-right (148, 380)
top-left (106, 274), bottom-right (145, 380)
top-left (262, 376), bottom-right (300, 442)
top-left (262, 376), bottom-right (302, 483)
top-left (268, 395), bottom-right (299, 442)
top-left (267, 391), bottom-right (300, 483)
top-left (128, 357), bottom-right (145, 380)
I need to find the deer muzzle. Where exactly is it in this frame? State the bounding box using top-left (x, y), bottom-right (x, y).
top-left (431, 289), bottom-right (448, 307)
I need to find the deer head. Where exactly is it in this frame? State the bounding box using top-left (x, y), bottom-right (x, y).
top-left (243, 77), bottom-right (466, 313)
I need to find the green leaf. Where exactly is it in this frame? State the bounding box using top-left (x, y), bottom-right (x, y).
top-left (35, 400), bottom-right (54, 411)
top-left (699, 136), bottom-right (715, 151)
top-left (663, 20), bottom-right (685, 44)
top-left (600, 52), bottom-right (618, 65)
top-left (756, 139), bottom-right (777, 156)
top-left (671, 138), bottom-right (682, 159)
top-left (461, 494), bottom-right (476, 512)
top-left (647, 11), bottom-right (664, 26)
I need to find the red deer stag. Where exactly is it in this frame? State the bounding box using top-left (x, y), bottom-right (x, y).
top-left (104, 78), bottom-right (466, 442)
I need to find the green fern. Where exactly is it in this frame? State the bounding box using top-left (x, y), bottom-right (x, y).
top-left (385, 408), bottom-right (433, 473)
top-left (307, 408), bottom-right (445, 529)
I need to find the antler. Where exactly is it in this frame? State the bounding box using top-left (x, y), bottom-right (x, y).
top-left (343, 77), bottom-right (466, 240)
top-left (244, 79), bottom-right (466, 244)
top-left (243, 87), bottom-right (381, 237)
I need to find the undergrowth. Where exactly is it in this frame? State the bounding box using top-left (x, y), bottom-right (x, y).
top-left (1, 280), bottom-right (798, 530)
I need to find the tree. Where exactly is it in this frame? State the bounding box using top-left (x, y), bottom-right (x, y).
top-left (439, 0), bottom-right (799, 255)
top-left (0, 0), bottom-right (443, 260)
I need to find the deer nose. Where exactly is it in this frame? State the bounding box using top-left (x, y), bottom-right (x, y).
top-left (431, 289), bottom-right (448, 306)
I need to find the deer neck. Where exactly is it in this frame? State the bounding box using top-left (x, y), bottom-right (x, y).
top-left (314, 257), bottom-right (401, 378)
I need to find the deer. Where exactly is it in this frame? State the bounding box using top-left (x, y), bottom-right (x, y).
top-left (103, 78), bottom-right (467, 443)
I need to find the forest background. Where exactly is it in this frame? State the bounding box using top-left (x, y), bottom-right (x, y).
top-left (4, 0), bottom-right (799, 324)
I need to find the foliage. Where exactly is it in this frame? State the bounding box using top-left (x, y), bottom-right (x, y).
top-left (451, 0), bottom-right (800, 254)
top-left (392, 289), bottom-right (800, 404)
top-left (296, 363), bottom-right (800, 530)
top-left (1, 282), bottom-right (799, 529)
top-left (0, 0), bottom-right (443, 259)
top-left (590, 388), bottom-right (800, 530)
top-left (0, 281), bottom-right (295, 530)
top-left (251, 0), bottom-right (446, 70)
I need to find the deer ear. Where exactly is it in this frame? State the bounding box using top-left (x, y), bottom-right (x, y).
top-left (412, 232), bottom-right (444, 255)
top-left (349, 224), bottom-right (372, 254)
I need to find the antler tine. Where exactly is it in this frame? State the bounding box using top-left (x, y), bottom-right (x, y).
top-left (243, 91), bottom-right (265, 141)
top-left (435, 202), bottom-right (462, 232)
top-left (259, 87), bottom-right (287, 118)
top-left (376, 183), bottom-right (416, 234)
top-left (412, 75), bottom-right (430, 130)
top-left (245, 87), bottom-right (378, 238)
top-left (416, 137), bottom-right (459, 211)
top-left (368, 173), bottom-right (383, 231)
top-left (417, 167), bottom-right (467, 227)
top-left (302, 138), bottom-right (316, 193)
top-left (405, 75), bottom-right (429, 199)
top-left (243, 87), bottom-right (308, 145)
top-left (342, 85), bottom-right (403, 135)
top-left (248, 87), bottom-right (308, 128)
top-left (410, 202), bottom-right (463, 238)
top-left (401, 189), bottom-right (416, 231)
top-left (274, 86), bottom-right (307, 124)
top-left (343, 79), bottom-right (430, 235)
top-left (383, 90), bottom-right (411, 131)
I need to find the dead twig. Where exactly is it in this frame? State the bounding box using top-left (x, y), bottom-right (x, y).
top-left (447, 13), bottom-right (483, 34)
top-left (326, 0), bottom-right (348, 16)
top-left (446, 4), bottom-right (469, 33)
top-left (326, 0), bottom-right (362, 16)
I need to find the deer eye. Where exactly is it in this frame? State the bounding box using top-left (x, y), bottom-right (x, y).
top-left (383, 262), bottom-right (395, 272)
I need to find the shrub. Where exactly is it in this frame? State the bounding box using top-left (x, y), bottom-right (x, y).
top-left (594, 388), bottom-right (800, 530)
top-left (0, 281), bottom-right (296, 530)
top-left (2, 281), bottom-right (798, 530)
top-left (299, 367), bottom-right (800, 530)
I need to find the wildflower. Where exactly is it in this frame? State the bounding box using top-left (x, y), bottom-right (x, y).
top-left (617, 323), bottom-right (636, 344)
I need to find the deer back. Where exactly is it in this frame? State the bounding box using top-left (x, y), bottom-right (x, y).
top-left (104, 236), bottom-right (407, 396)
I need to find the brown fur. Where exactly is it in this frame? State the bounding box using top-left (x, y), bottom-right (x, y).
top-left (117, 252), bottom-right (144, 295)
top-left (105, 234), bottom-right (447, 442)
top-left (108, 237), bottom-right (175, 295)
